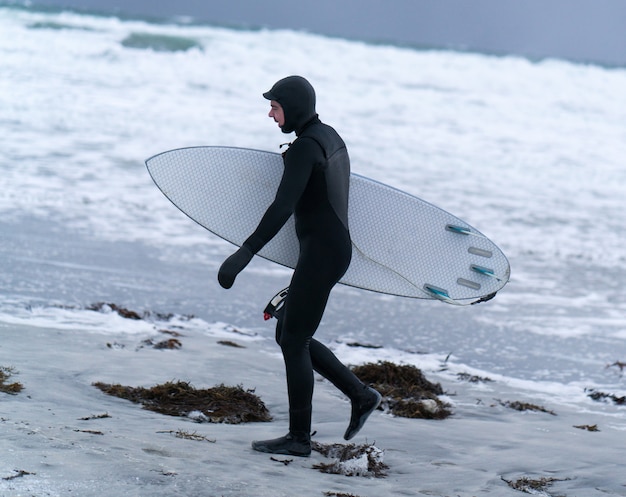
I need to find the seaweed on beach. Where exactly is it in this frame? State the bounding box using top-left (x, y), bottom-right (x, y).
top-left (86, 302), bottom-right (194, 323)
top-left (351, 361), bottom-right (451, 419)
top-left (79, 412), bottom-right (111, 421)
top-left (93, 381), bottom-right (272, 423)
top-left (457, 372), bottom-right (494, 383)
top-left (499, 400), bottom-right (557, 416)
top-left (0, 366), bottom-right (23, 395)
top-left (157, 429), bottom-right (216, 442)
top-left (2, 470), bottom-right (35, 481)
top-left (141, 338), bottom-right (183, 350)
top-left (312, 441), bottom-right (388, 478)
top-left (574, 423), bottom-right (600, 432)
top-left (502, 475), bottom-right (570, 495)
top-left (586, 388), bottom-right (626, 405)
top-left (607, 360), bottom-right (626, 373)
top-left (345, 341), bottom-right (383, 349)
top-left (87, 302), bottom-right (143, 320)
top-left (73, 429), bottom-right (104, 435)
top-left (217, 340), bottom-right (246, 348)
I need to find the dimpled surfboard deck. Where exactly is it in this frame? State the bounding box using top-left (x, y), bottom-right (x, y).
top-left (146, 146), bottom-right (509, 304)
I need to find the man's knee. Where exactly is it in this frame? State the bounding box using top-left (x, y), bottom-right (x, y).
top-left (278, 330), bottom-right (311, 355)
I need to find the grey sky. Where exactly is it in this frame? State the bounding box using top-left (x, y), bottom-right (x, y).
top-left (31, 0), bottom-right (626, 65)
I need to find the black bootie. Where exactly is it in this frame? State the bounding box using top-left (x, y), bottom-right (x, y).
top-left (344, 386), bottom-right (382, 440)
top-left (251, 431), bottom-right (311, 457)
top-left (252, 406), bottom-right (312, 457)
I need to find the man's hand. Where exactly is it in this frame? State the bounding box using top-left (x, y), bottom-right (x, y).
top-left (218, 245), bottom-right (254, 289)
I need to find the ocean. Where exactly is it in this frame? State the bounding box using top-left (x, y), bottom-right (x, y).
top-left (1, 4), bottom-right (626, 495)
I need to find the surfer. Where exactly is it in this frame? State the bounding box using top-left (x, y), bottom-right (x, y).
top-left (218, 75), bottom-right (381, 457)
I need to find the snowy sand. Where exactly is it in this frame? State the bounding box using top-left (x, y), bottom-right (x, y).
top-left (2, 312), bottom-right (625, 497)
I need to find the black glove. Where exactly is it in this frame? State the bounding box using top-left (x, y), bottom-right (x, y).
top-left (218, 245), bottom-right (254, 289)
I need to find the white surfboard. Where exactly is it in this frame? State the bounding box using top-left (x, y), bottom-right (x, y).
top-left (146, 146), bottom-right (510, 304)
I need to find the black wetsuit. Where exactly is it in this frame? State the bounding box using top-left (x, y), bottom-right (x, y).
top-left (218, 76), bottom-right (376, 444)
top-left (245, 117), bottom-right (355, 433)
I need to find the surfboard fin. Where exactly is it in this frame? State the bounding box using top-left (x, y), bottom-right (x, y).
top-left (446, 224), bottom-right (471, 235)
top-left (423, 285), bottom-right (458, 305)
top-left (424, 284), bottom-right (498, 306)
top-left (446, 224), bottom-right (487, 239)
top-left (471, 264), bottom-right (502, 281)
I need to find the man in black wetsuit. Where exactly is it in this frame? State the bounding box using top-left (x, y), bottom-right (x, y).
top-left (218, 75), bottom-right (381, 457)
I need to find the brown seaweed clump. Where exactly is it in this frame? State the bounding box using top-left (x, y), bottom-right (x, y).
top-left (502, 475), bottom-right (570, 494)
top-left (607, 360), bottom-right (626, 373)
top-left (86, 302), bottom-right (194, 323)
top-left (457, 372), bottom-right (493, 383)
top-left (500, 400), bottom-right (557, 416)
top-left (141, 338), bottom-right (183, 350)
top-left (312, 441), bottom-right (389, 478)
top-left (0, 366), bottom-right (23, 395)
top-left (574, 424), bottom-right (600, 432)
top-left (2, 470), bottom-right (35, 481)
top-left (93, 381), bottom-right (271, 423)
top-left (586, 388), bottom-right (626, 405)
top-left (87, 302), bottom-right (143, 320)
top-left (351, 361), bottom-right (451, 419)
top-left (217, 340), bottom-right (246, 348)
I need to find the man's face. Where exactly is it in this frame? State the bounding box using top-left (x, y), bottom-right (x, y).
top-left (268, 100), bottom-right (285, 128)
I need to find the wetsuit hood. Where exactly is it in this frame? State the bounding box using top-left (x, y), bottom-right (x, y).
top-left (263, 75), bottom-right (317, 134)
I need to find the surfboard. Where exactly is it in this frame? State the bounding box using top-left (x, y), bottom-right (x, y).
top-left (146, 146), bottom-right (510, 304)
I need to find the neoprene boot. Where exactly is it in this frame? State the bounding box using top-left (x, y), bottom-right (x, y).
top-left (251, 406), bottom-right (312, 457)
top-left (251, 431), bottom-right (311, 457)
top-left (344, 385), bottom-right (382, 440)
